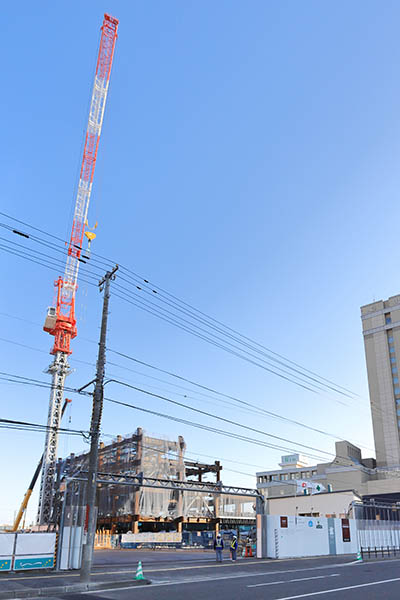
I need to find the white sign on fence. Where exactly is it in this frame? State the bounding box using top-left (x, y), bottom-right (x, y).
top-left (0, 532), bottom-right (56, 571)
top-left (14, 532), bottom-right (56, 571)
top-left (0, 534), bottom-right (15, 572)
top-left (122, 531), bottom-right (182, 544)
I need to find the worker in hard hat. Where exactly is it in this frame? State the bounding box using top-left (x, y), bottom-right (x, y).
top-left (230, 535), bottom-right (238, 561)
top-left (213, 533), bottom-right (224, 562)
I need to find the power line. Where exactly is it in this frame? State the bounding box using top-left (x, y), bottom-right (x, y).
top-left (0, 370), bottom-right (382, 491)
top-left (107, 348), bottom-right (371, 446)
top-left (0, 417), bottom-right (88, 438)
top-left (118, 265), bottom-right (358, 398)
top-left (0, 236), bottom-right (101, 284)
top-left (0, 369), bottom-right (331, 462)
top-left (111, 283), bottom-right (351, 400)
top-left (0, 331), bottom-right (374, 452)
top-left (1, 234), bottom-right (345, 400)
top-left (0, 244), bottom-right (97, 289)
top-left (104, 378), bottom-right (335, 458)
top-left (112, 290), bottom-right (349, 403)
top-left (116, 271), bottom-right (357, 399)
top-left (0, 211), bottom-right (360, 401)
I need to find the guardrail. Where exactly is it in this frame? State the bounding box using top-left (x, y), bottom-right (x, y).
top-left (361, 546), bottom-right (400, 559)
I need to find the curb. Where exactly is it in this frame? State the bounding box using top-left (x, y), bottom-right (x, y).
top-left (0, 578), bottom-right (151, 599)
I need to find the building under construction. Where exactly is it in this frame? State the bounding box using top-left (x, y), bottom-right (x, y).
top-left (56, 428), bottom-right (255, 533)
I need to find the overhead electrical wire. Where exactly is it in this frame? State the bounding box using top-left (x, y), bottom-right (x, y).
top-left (110, 284), bottom-right (350, 401)
top-left (0, 212), bottom-right (360, 402)
top-left (0, 370), bottom-right (384, 489)
top-left (1, 231), bottom-right (341, 399)
top-left (119, 266), bottom-right (357, 397)
top-left (0, 234), bottom-right (356, 406)
top-left (0, 417), bottom-right (88, 438)
top-left (115, 272), bottom-right (355, 399)
top-left (0, 414), bottom-right (374, 489)
top-left (98, 377), bottom-right (335, 458)
top-left (0, 370), bottom-right (334, 463)
top-left (0, 332), bottom-right (374, 452)
top-left (0, 217), bottom-right (381, 460)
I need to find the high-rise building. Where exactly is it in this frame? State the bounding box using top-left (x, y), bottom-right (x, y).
top-left (361, 295), bottom-right (400, 467)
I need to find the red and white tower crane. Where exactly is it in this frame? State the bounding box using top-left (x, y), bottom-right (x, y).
top-left (37, 14), bottom-right (119, 525)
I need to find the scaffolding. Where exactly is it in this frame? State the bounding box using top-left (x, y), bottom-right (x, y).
top-left (56, 428), bottom-right (255, 532)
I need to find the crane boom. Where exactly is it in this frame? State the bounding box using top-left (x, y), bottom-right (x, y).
top-left (37, 14), bottom-right (119, 526)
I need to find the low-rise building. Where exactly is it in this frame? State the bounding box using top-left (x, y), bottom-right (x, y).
top-left (257, 441), bottom-right (400, 512)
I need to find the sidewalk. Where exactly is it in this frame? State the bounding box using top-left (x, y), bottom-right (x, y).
top-left (0, 568), bottom-right (151, 599)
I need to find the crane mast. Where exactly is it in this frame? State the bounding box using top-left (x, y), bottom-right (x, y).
top-left (37, 14), bottom-right (118, 525)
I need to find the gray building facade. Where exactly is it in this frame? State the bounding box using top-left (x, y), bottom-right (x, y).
top-left (361, 295), bottom-right (400, 467)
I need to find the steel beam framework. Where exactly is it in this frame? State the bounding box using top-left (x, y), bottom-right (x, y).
top-left (72, 471), bottom-right (264, 500)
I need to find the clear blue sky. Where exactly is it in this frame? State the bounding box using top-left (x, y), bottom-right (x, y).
top-left (1, 0), bottom-right (400, 524)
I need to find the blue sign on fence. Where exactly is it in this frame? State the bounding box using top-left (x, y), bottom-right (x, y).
top-left (0, 559), bottom-right (11, 571)
top-left (14, 556), bottom-right (54, 570)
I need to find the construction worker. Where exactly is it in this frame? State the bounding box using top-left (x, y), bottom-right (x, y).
top-left (214, 533), bottom-right (224, 562)
top-left (230, 535), bottom-right (238, 561)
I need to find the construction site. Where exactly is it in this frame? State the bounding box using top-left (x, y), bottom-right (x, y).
top-left (55, 428), bottom-right (256, 535)
top-left (1, 15), bottom-right (260, 554)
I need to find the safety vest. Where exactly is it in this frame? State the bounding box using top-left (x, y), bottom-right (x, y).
top-left (216, 539), bottom-right (223, 548)
top-left (231, 539), bottom-right (237, 550)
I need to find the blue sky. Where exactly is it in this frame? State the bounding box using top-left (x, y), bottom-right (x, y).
top-left (1, 0), bottom-right (400, 524)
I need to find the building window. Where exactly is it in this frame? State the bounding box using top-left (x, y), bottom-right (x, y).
top-left (290, 473), bottom-right (295, 480)
top-left (393, 367), bottom-right (398, 374)
top-left (389, 336), bottom-right (394, 343)
top-left (283, 473), bottom-right (289, 480)
top-left (391, 357), bottom-right (397, 364)
top-left (390, 346), bottom-right (396, 354)
top-left (312, 470), bottom-right (317, 476)
top-left (395, 388), bottom-right (400, 395)
top-left (386, 315), bottom-right (392, 324)
top-left (393, 377), bottom-right (399, 384)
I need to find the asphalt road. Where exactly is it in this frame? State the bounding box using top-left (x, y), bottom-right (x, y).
top-left (33, 555), bottom-right (400, 600)
top-left (93, 547), bottom-right (222, 568)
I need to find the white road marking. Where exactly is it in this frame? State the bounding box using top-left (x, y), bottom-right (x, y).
top-left (0, 558), bottom-right (352, 582)
top-left (272, 576), bottom-right (400, 600)
top-left (247, 574), bottom-right (340, 588)
top-left (10, 554), bottom-right (395, 595)
top-left (0, 559), bottom-right (263, 581)
top-left (82, 568), bottom-right (343, 594)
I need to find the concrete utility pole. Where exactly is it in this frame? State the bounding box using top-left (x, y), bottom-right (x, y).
top-left (80, 264), bottom-right (118, 583)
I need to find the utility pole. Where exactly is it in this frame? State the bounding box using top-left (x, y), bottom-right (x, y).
top-left (80, 264), bottom-right (118, 583)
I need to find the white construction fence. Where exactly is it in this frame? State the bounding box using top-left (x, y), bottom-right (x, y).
top-left (257, 515), bottom-right (358, 559)
top-left (0, 532), bottom-right (56, 571)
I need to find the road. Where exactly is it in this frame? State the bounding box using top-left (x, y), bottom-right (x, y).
top-left (27, 552), bottom-right (400, 599)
